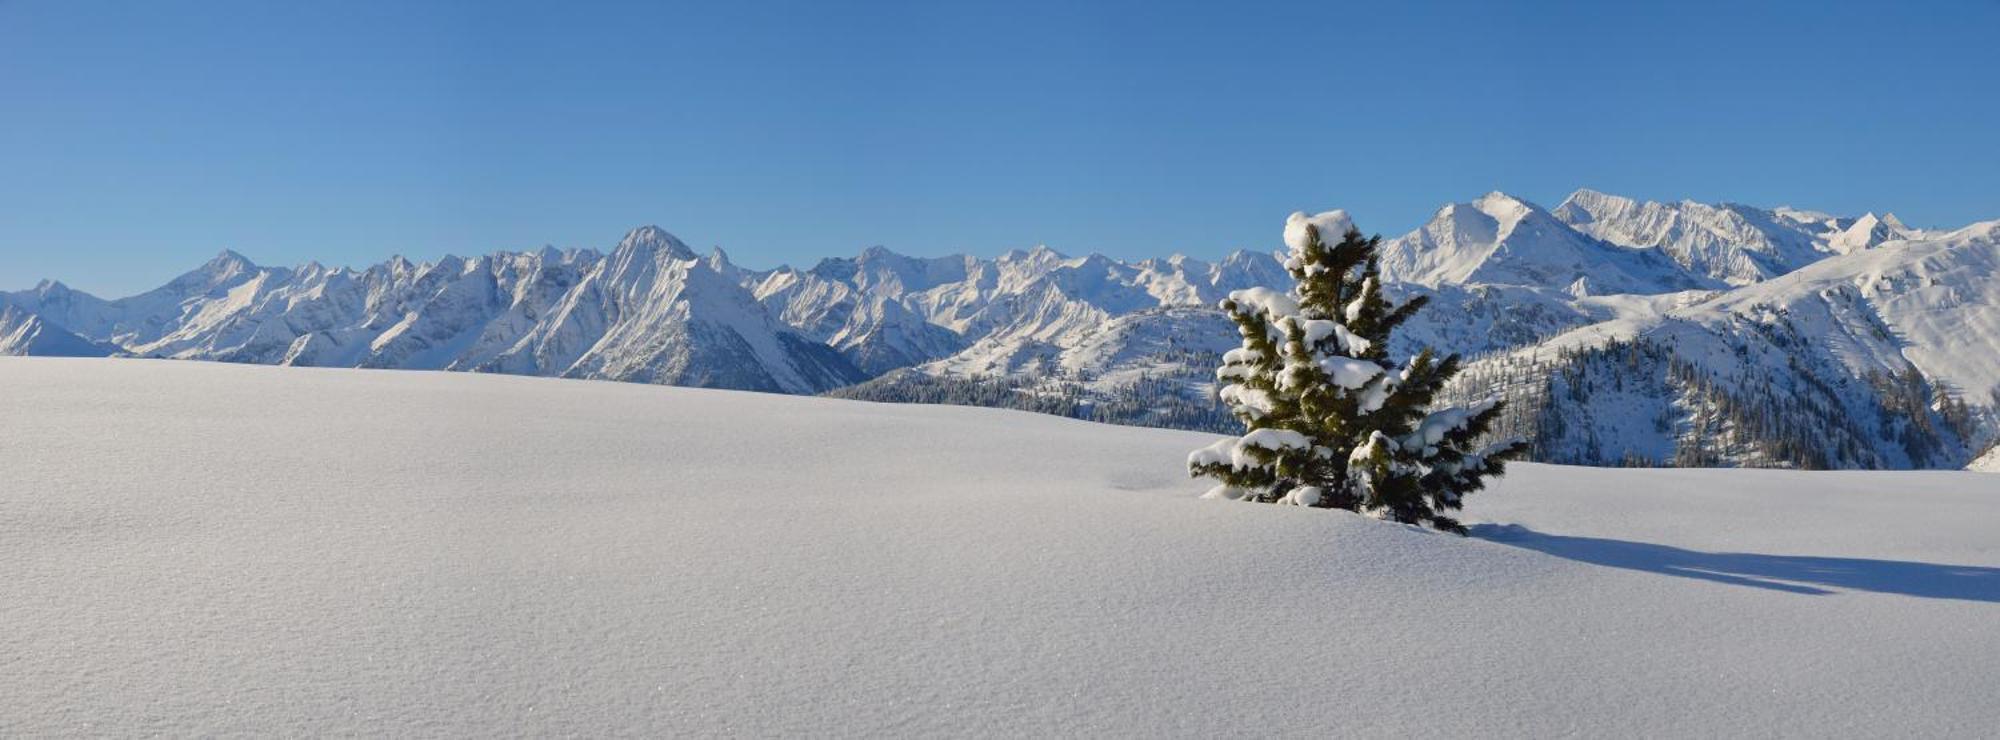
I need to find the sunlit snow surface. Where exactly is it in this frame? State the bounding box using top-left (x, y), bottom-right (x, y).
top-left (5, 358), bottom-right (1998, 736)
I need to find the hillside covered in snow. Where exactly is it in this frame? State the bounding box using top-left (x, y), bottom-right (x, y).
top-left (4, 358), bottom-right (1998, 735)
top-left (5, 189), bottom-right (1996, 468)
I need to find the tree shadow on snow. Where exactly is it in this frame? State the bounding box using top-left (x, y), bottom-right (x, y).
top-left (1469, 524), bottom-right (2000, 603)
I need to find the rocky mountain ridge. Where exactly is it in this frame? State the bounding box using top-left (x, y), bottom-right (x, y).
top-left (8, 189), bottom-right (1995, 469)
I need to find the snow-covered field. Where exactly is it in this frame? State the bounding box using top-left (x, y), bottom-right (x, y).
top-left (5, 358), bottom-right (1998, 737)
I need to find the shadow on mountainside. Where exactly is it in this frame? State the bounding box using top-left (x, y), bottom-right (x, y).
top-left (1469, 524), bottom-right (2000, 603)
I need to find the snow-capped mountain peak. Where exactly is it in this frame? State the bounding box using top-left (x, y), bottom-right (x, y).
top-left (996, 244), bottom-right (1068, 267)
top-left (168, 248), bottom-right (261, 292)
top-left (1826, 212), bottom-right (1915, 254)
top-left (1472, 190), bottom-right (1535, 226)
top-left (13, 191), bottom-right (1999, 471)
top-left (1552, 187), bottom-right (1630, 215)
top-left (1550, 188), bottom-right (1858, 285)
top-left (205, 248), bottom-right (257, 272)
top-left (0, 303), bottom-right (114, 357)
top-left (613, 225), bottom-right (697, 260)
top-left (1379, 191), bottom-right (1710, 294)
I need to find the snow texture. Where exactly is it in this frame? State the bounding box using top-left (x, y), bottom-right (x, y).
top-left (6, 357), bottom-right (2000, 736)
top-left (1971, 445), bottom-right (2000, 473)
top-left (1282, 209), bottom-right (1356, 272)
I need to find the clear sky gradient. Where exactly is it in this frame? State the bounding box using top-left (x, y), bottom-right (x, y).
top-left (4, 0), bottom-right (1997, 296)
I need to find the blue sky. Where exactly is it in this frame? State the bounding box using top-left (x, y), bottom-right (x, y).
top-left (3, 0), bottom-right (1996, 296)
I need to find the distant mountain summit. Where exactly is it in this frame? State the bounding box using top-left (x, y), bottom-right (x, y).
top-left (0, 303), bottom-right (114, 357)
top-left (7, 190), bottom-right (1997, 469)
top-left (1550, 188), bottom-right (1917, 284)
top-left (4, 226), bottom-right (863, 393)
top-left (1379, 191), bottom-right (1713, 295)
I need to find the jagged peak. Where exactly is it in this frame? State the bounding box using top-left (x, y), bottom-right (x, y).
top-left (1069, 251), bottom-right (1117, 267)
top-left (805, 255), bottom-right (856, 278)
top-left (1472, 191), bottom-right (1539, 221)
top-left (192, 249), bottom-right (257, 279)
top-left (1826, 213), bottom-right (1901, 254)
top-left (1563, 186), bottom-right (1629, 203)
top-left (1218, 249), bottom-right (1263, 264)
top-left (514, 244), bottom-right (600, 264)
top-left (701, 246), bottom-right (743, 278)
top-left (1000, 244), bottom-right (1068, 262)
top-left (615, 225), bottom-right (696, 259)
top-left (857, 245), bottom-right (905, 261)
top-left (1555, 187), bottom-right (1641, 215)
top-left (209, 248), bottom-right (255, 267)
top-left (1417, 192), bottom-right (1570, 245)
top-left (1843, 212), bottom-right (1914, 237)
top-left (1773, 205), bottom-right (1838, 225)
top-left (1428, 199), bottom-right (1511, 229)
top-left (155, 248), bottom-right (262, 293)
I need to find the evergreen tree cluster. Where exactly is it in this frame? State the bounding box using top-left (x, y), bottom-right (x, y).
top-left (1188, 213), bottom-right (1523, 534)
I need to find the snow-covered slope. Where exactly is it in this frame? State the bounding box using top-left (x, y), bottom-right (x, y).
top-left (0, 304), bottom-right (114, 357)
top-left (1442, 219), bottom-right (2000, 468)
top-left (1972, 445), bottom-right (2000, 473)
top-left (1681, 219), bottom-right (2000, 402)
top-left (5, 358), bottom-right (1998, 736)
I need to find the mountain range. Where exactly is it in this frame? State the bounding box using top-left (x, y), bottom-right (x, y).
top-left (6, 189), bottom-right (1996, 469)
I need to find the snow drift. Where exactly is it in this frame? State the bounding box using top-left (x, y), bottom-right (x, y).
top-left (4, 358), bottom-right (1998, 736)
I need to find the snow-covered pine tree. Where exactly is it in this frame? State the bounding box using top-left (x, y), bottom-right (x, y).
top-left (1188, 211), bottom-right (1525, 534)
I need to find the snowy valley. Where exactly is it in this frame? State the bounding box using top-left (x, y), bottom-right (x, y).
top-left (5, 189), bottom-right (1997, 470)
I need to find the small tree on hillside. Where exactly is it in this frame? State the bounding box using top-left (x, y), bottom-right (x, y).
top-left (1188, 211), bottom-right (1524, 534)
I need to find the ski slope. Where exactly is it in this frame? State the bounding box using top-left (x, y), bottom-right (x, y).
top-left (4, 358), bottom-right (1997, 736)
